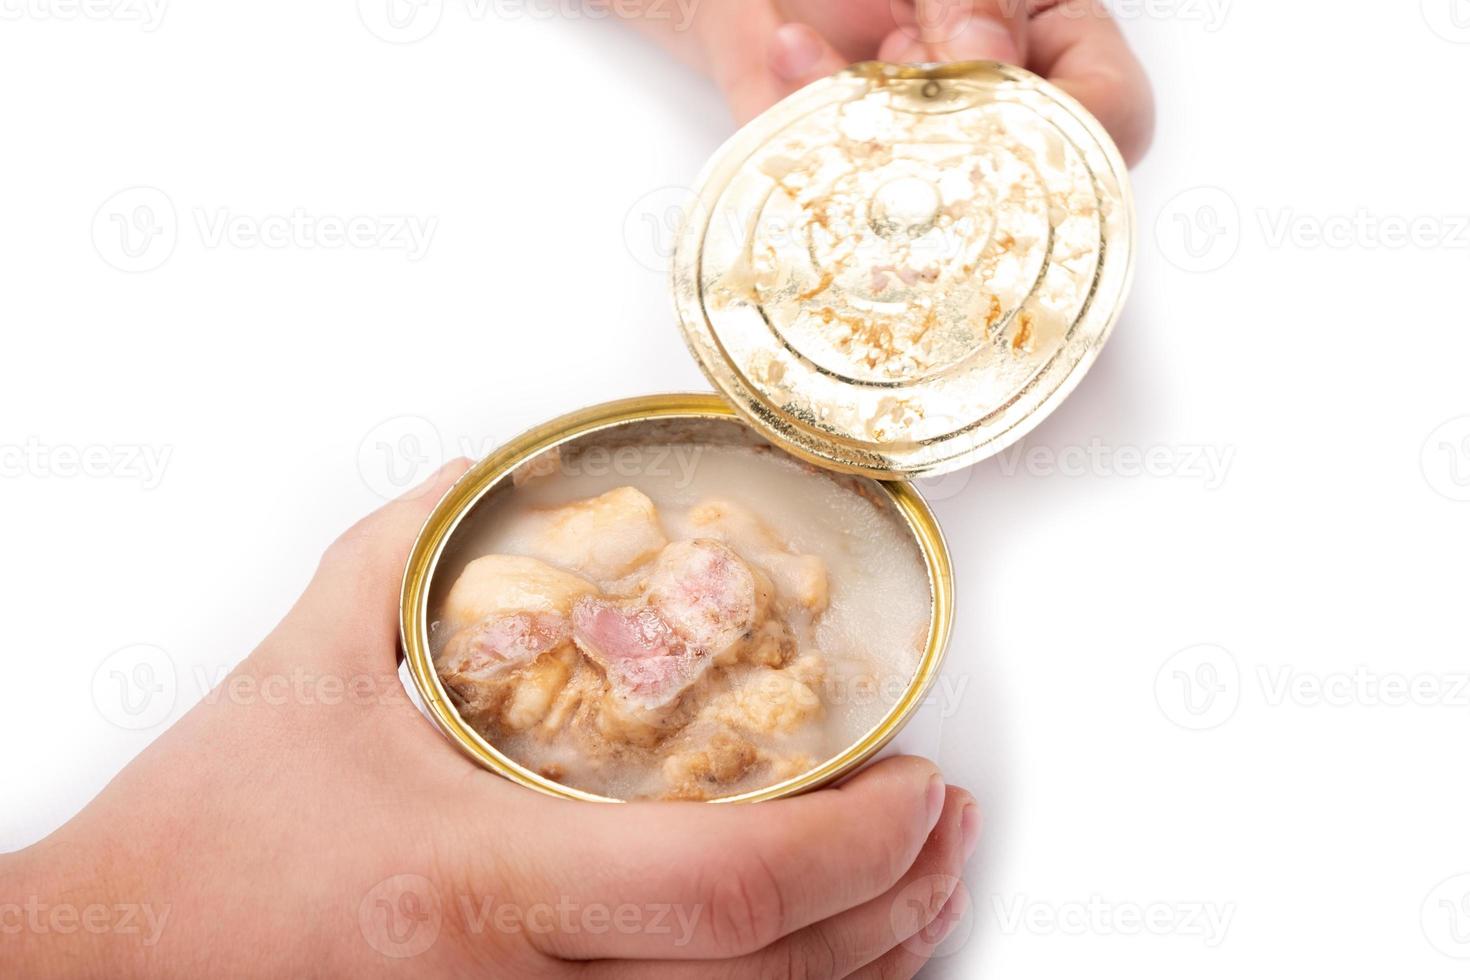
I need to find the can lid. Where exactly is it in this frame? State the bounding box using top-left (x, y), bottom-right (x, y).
top-left (673, 61), bottom-right (1134, 480)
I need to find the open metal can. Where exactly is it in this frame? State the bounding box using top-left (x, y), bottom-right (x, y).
top-left (399, 61), bottom-right (1133, 802)
top-left (401, 394), bottom-right (955, 802)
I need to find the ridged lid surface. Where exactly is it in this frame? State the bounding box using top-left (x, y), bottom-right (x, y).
top-left (673, 61), bottom-right (1134, 479)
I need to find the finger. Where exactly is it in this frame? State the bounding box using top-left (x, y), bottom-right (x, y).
top-left (846, 879), bottom-right (970, 980)
top-left (776, 0), bottom-right (912, 61)
top-left (698, 3), bottom-right (847, 124)
top-left (516, 756), bottom-right (946, 960)
top-left (877, 0), bottom-right (1025, 66)
top-left (278, 457), bottom-right (473, 669)
top-left (581, 787), bottom-right (979, 979)
top-left (1026, 0), bottom-right (1154, 164)
top-left (742, 787), bottom-right (976, 978)
top-left (890, 0), bottom-right (1027, 63)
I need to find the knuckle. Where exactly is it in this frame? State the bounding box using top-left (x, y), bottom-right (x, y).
top-left (702, 851), bottom-right (790, 956)
top-left (769, 928), bottom-right (842, 980)
top-left (878, 956), bottom-right (923, 980)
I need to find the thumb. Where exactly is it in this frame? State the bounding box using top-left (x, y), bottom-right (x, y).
top-left (275, 457), bottom-right (473, 671)
top-left (511, 756), bottom-right (946, 960)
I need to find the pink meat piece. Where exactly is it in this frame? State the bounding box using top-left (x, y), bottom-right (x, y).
top-left (645, 539), bottom-right (765, 660)
top-left (571, 597), bottom-right (705, 711)
top-left (443, 611), bottom-right (569, 680)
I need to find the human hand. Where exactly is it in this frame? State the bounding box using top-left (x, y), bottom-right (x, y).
top-left (3, 460), bottom-right (979, 978)
top-left (621, 0), bottom-right (1153, 164)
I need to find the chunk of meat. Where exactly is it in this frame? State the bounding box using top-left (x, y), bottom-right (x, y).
top-left (742, 618), bottom-right (796, 668)
top-left (687, 499), bottom-right (828, 614)
top-left (437, 555), bottom-right (598, 729)
top-left (644, 539), bottom-right (772, 663)
top-left (509, 486), bottom-right (668, 581)
top-left (437, 612), bottom-right (571, 723)
top-left (702, 658), bottom-right (826, 735)
top-left (767, 752), bottom-right (818, 784)
top-left (572, 539), bottom-right (776, 715)
top-left (441, 555), bottom-right (598, 630)
top-left (534, 659), bottom-right (601, 737)
top-left (571, 597), bottom-right (704, 713)
top-left (441, 611), bottom-right (569, 676)
top-left (661, 733), bottom-right (761, 800)
top-left (502, 648), bottom-right (574, 732)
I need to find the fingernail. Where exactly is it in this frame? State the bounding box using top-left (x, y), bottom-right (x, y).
top-left (925, 774), bottom-right (946, 829)
top-left (769, 23), bottom-right (823, 83)
top-left (960, 803), bottom-right (981, 861)
top-left (941, 16), bottom-right (1021, 65)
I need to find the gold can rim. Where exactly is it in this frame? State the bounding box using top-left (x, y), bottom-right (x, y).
top-left (399, 393), bottom-right (955, 803)
top-left (672, 60), bottom-right (1136, 481)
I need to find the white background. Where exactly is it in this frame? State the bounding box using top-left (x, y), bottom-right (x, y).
top-left (4, 1), bottom-right (1470, 976)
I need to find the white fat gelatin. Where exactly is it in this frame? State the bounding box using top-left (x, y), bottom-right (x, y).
top-left (433, 442), bottom-right (933, 800)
